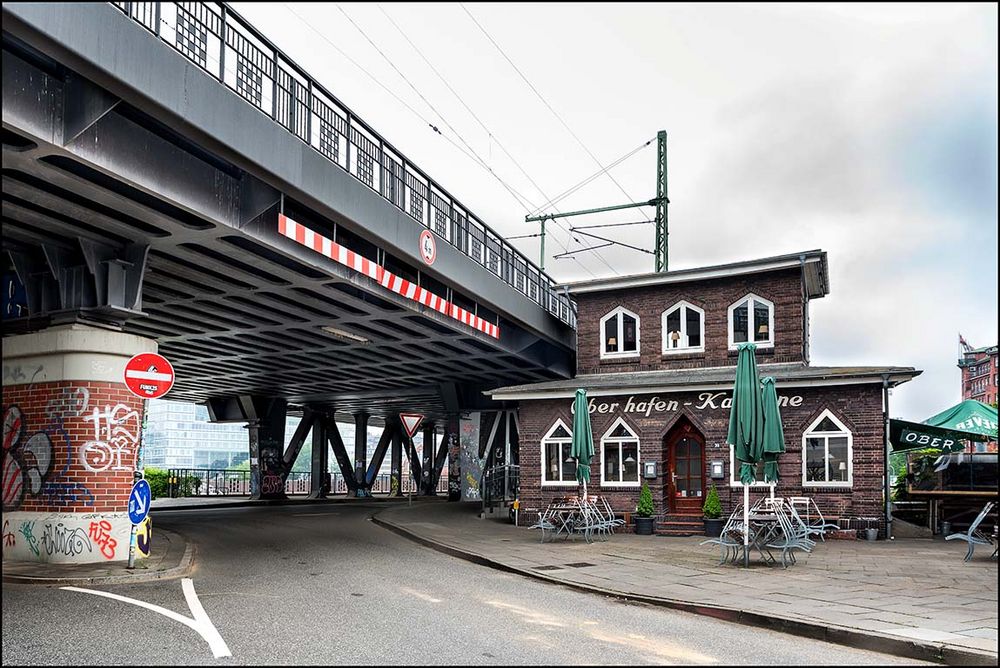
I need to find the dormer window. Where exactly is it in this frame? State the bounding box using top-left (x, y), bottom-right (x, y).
top-left (728, 294), bottom-right (774, 350)
top-left (600, 307), bottom-right (639, 359)
top-left (662, 301), bottom-right (704, 354)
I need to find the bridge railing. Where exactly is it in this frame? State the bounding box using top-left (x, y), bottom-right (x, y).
top-left (164, 468), bottom-right (449, 497)
top-left (111, 1), bottom-right (577, 329)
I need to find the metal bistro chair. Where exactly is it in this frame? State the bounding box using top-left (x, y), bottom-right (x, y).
top-left (765, 500), bottom-right (814, 568)
top-left (701, 503), bottom-right (749, 565)
top-left (945, 501), bottom-right (997, 563)
top-left (788, 496), bottom-right (841, 542)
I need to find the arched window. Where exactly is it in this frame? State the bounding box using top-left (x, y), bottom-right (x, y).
top-left (601, 418), bottom-right (640, 486)
top-left (600, 307), bottom-right (640, 359)
top-left (662, 301), bottom-right (705, 354)
top-left (541, 420), bottom-right (576, 486)
top-left (802, 410), bottom-right (853, 487)
top-left (728, 293), bottom-right (774, 349)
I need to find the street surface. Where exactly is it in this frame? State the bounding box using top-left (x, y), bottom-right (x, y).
top-left (2, 503), bottom-right (926, 665)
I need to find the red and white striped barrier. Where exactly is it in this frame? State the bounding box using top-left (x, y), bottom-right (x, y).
top-left (279, 214), bottom-right (499, 339)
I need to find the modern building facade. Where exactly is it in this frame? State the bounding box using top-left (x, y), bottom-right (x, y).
top-left (959, 344), bottom-right (998, 407)
top-left (490, 250), bottom-right (921, 536)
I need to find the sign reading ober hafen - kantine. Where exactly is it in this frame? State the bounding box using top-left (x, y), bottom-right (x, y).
top-left (570, 391), bottom-right (805, 417)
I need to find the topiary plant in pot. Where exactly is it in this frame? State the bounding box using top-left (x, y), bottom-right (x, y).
top-left (702, 485), bottom-right (723, 537)
top-left (634, 482), bottom-right (655, 535)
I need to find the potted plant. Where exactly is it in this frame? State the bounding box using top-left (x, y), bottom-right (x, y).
top-left (634, 482), bottom-right (655, 535)
top-left (702, 485), bottom-right (723, 537)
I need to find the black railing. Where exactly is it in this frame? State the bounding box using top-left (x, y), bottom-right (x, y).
top-left (482, 464), bottom-right (519, 508)
top-left (111, 1), bottom-right (577, 329)
top-left (165, 468), bottom-right (448, 497)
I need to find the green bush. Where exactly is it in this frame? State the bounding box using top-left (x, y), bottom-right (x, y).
top-left (702, 485), bottom-right (722, 519)
top-left (145, 467), bottom-right (169, 500)
top-left (636, 482), bottom-right (654, 517)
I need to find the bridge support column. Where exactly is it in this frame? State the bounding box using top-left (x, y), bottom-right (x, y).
top-left (246, 398), bottom-right (288, 500)
top-left (351, 412), bottom-right (369, 498)
top-left (307, 415), bottom-right (328, 499)
top-left (2, 323), bottom-right (155, 563)
top-left (420, 422), bottom-right (436, 495)
top-left (390, 418), bottom-right (403, 497)
top-left (445, 414), bottom-right (461, 501)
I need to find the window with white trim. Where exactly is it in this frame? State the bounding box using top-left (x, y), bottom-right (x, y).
top-left (728, 445), bottom-right (768, 487)
top-left (728, 293), bottom-right (774, 349)
top-left (802, 410), bottom-right (853, 486)
top-left (601, 418), bottom-right (640, 486)
top-left (662, 301), bottom-right (704, 353)
top-left (600, 307), bottom-right (640, 358)
top-left (541, 420), bottom-right (576, 485)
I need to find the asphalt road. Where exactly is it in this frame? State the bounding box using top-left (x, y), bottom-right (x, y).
top-left (2, 503), bottom-right (927, 665)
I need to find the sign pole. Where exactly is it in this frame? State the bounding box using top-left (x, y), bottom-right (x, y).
top-left (127, 524), bottom-right (139, 569)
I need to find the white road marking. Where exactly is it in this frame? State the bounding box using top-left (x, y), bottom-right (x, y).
top-left (61, 578), bottom-right (231, 659)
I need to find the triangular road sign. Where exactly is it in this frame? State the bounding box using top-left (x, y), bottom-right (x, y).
top-left (400, 413), bottom-right (424, 438)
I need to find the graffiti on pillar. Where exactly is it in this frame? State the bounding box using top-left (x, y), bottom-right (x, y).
top-left (258, 448), bottom-right (284, 496)
top-left (136, 517), bottom-right (152, 558)
top-left (261, 474), bottom-right (283, 495)
top-left (87, 520), bottom-right (118, 560)
top-left (2, 363), bottom-right (44, 387)
top-left (3, 519), bottom-right (15, 550)
top-left (460, 414), bottom-right (483, 502)
top-left (19, 521), bottom-right (39, 557)
top-left (2, 406), bottom-right (54, 511)
top-left (79, 403), bottom-right (140, 473)
top-left (40, 521), bottom-right (93, 558)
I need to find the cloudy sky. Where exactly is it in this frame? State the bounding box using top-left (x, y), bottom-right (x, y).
top-left (232, 2), bottom-right (998, 419)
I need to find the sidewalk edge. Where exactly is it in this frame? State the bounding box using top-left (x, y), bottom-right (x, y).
top-left (371, 512), bottom-right (997, 667)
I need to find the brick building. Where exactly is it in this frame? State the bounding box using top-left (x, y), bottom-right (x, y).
top-left (959, 343), bottom-right (998, 407)
top-left (489, 250), bottom-right (921, 536)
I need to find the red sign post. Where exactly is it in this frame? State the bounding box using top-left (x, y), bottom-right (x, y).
top-left (123, 353), bottom-right (175, 399)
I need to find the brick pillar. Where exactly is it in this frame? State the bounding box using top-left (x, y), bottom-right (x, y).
top-left (2, 324), bottom-right (155, 564)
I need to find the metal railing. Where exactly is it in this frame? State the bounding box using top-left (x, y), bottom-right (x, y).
top-left (111, 1), bottom-right (577, 329)
top-left (165, 468), bottom-right (449, 497)
top-left (482, 464), bottom-right (519, 509)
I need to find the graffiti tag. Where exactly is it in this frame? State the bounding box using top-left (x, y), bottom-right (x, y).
top-left (18, 521), bottom-right (39, 557)
top-left (41, 522), bottom-right (92, 558)
top-left (87, 520), bottom-right (118, 560)
top-left (79, 403), bottom-right (140, 472)
top-left (3, 406), bottom-right (54, 511)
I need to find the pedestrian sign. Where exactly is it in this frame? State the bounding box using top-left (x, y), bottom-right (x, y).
top-left (128, 479), bottom-right (151, 525)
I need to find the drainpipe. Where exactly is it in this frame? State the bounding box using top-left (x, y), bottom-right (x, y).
top-left (882, 374), bottom-right (892, 539)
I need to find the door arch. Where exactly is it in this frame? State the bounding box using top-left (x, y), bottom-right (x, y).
top-left (663, 417), bottom-right (706, 514)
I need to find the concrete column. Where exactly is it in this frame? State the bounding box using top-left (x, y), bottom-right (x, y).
top-left (2, 323), bottom-right (155, 564)
top-left (445, 414), bottom-right (461, 501)
top-left (390, 421), bottom-right (403, 497)
top-left (352, 411), bottom-right (368, 497)
top-left (308, 416), bottom-right (328, 499)
top-left (248, 398), bottom-right (287, 500)
top-left (421, 422), bottom-right (436, 495)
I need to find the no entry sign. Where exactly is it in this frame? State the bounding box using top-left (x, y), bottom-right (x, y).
top-left (123, 353), bottom-right (175, 399)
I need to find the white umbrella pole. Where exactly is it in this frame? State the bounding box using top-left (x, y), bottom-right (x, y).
top-left (770, 484), bottom-right (775, 500)
top-left (743, 484), bottom-right (750, 566)
top-left (582, 479), bottom-right (588, 501)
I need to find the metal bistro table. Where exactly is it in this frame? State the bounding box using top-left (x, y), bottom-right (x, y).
top-left (741, 512), bottom-right (782, 566)
top-left (539, 500), bottom-right (593, 543)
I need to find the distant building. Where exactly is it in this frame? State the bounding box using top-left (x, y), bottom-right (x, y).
top-left (142, 400), bottom-right (254, 470)
top-left (958, 342), bottom-right (998, 406)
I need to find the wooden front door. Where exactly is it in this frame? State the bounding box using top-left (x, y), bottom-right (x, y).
top-left (665, 422), bottom-right (706, 514)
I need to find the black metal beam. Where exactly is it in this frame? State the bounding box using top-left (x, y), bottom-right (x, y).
top-left (326, 416), bottom-right (357, 493)
top-left (308, 415), bottom-right (329, 499)
top-left (282, 408), bottom-right (315, 473)
top-left (365, 421), bottom-right (395, 487)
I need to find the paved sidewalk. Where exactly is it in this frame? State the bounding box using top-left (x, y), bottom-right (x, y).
top-left (375, 501), bottom-right (998, 664)
top-left (151, 494), bottom-right (404, 511)
top-left (2, 528), bottom-right (192, 585)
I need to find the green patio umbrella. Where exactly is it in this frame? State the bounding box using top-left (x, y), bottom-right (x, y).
top-left (760, 376), bottom-right (786, 486)
top-left (726, 342), bottom-right (765, 565)
top-left (571, 388), bottom-right (595, 499)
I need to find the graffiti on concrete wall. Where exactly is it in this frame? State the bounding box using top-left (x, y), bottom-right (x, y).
top-left (80, 403), bottom-right (140, 473)
top-left (3, 406), bottom-right (54, 511)
top-left (18, 520), bottom-right (39, 557)
top-left (40, 521), bottom-right (93, 559)
top-left (136, 517), bottom-right (152, 558)
top-left (87, 520), bottom-right (118, 560)
top-left (460, 413), bottom-right (483, 502)
top-left (2, 519), bottom-right (14, 550)
top-left (6, 512), bottom-right (132, 563)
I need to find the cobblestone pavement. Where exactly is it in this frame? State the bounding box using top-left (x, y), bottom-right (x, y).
top-left (377, 501), bottom-right (998, 660)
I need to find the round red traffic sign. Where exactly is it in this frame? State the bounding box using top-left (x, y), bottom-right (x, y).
top-left (123, 353), bottom-right (175, 400)
top-left (419, 229), bottom-right (436, 265)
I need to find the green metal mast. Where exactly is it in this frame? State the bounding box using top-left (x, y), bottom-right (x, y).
top-left (654, 130), bottom-right (668, 272)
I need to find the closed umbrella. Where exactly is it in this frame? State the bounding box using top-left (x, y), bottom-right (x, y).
top-left (760, 376), bottom-right (786, 496)
top-left (726, 342), bottom-right (765, 565)
top-left (571, 389), bottom-right (595, 500)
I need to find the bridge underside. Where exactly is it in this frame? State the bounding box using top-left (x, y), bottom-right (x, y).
top-left (1, 28), bottom-right (573, 421)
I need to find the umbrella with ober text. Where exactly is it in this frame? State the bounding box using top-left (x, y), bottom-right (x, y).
top-left (726, 342), bottom-right (765, 566)
top-left (571, 389), bottom-right (595, 500)
top-left (761, 376), bottom-right (786, 495)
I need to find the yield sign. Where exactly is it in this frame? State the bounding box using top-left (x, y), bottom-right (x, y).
top-left (400, 413), bottom-right (424, 438)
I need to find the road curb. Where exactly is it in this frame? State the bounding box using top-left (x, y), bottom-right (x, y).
top-left (371, 512), bottom-right (997, 666)
top-left (153, 496), bottom-right (413, 512)
top-left (2, 529), bottom-right (196, 586)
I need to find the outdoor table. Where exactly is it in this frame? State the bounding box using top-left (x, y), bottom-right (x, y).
top-left (540, 500), bottom-right (597, 543)
top-left (743, 512), bottom-right (781, 565)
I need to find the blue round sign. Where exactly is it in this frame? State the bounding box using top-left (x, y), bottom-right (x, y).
top-left (128, 479), bottom-right (152, 525)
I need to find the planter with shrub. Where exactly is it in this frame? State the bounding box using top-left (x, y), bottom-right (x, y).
top-left (634, 482), bottom-right (655, 535)
top-left (702, 484), bottom-right (723, 537)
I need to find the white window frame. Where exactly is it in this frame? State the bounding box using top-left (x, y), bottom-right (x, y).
top-left (600, 306), bottom-right (641, 359)
top-left (801, 409), bottom-right (853, 488)
top-left (541, 419), bottom-right (576, 487)
top-left (661, 300), bottom-right (705, 354)
top-left (728, 445), bottom-right (769, 488)
top-left (600, 417), bottom-right (641, 487)
top-left (727, 293), bottom-right (775, 350)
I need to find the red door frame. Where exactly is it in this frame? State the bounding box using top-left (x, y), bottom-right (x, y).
top-left (664, 420), bottom-right (706, 513)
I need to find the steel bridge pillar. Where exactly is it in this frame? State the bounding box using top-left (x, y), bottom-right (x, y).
top-left (1, 323), bottom-right (155, 563)
top-left (444, 414), bottom-right (461, 501)
top-left (351, 412), bottom-right (369, 498)
top-left (246, 398), bottom-right (288, 500)
top-left (390, 419), bottom-right (403, 497)
top-left (307, 415), bottom-right (329, 499)
top-left (420, 422), bottom-right (436, 495)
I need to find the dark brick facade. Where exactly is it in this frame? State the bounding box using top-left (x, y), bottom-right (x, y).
top-left (576, 267), bottom-right (807, 374)
top-left (517, 384), bottom-right (886, 530)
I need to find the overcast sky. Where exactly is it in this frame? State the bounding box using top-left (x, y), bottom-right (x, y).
top-left (232, 2), bottom-right (998, 420)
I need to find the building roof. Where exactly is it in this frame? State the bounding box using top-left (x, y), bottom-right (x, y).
top-left (487, 363), bottom-right (921, 400)
top-left (560, 249), bottom-right (829, 299)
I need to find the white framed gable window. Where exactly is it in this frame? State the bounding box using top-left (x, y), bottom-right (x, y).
top-left (802, 410), bottom-right (853, 487)
top-left (728, 293), bottom-right (774, 350)
top-left (728, 446), bottom-right (768, 487)
top-left (601, 417), bottom-right (640, 486)
top-left (600, 307), bottom-right (640, 359)
top-left (541, 420), bottom-right (576, 486)
top-left (662, 301), bottom-right (705, 354)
